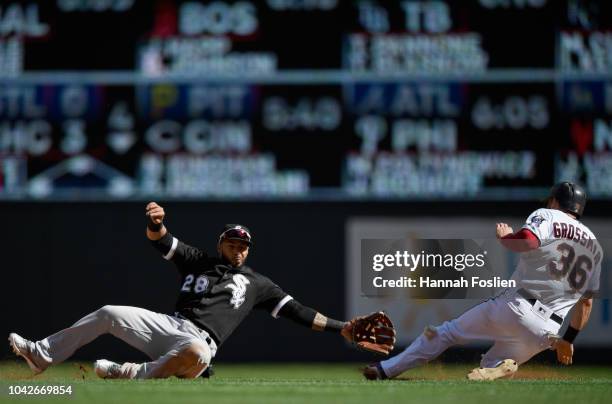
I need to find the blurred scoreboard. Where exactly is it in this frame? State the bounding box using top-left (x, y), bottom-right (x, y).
top-left (1, 0), bottom-right (611, 200)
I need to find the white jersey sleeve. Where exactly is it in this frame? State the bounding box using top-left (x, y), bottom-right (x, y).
top-left (522, 208), bottom-right (555, 242)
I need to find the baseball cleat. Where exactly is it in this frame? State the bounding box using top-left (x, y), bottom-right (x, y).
top-left (363, 362), bottom-right (388, 380)
top-left (8, 333), bottom-right (45, 375)
top-left (467, 359), bottom-right (518, 381)
top-left (94, 359), bottom-right (123, 379)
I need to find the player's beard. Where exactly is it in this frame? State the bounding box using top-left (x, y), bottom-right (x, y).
top-left (221, 252), bottom-right (245, 268)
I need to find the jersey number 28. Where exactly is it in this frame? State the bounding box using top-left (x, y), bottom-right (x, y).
top-left (181, 274), bottom-right (209, 294)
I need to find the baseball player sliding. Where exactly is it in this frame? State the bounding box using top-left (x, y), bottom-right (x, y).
top-left (364, 182), bottom-right (602, 380)
top-left (9, 202), bottom-right (395, 379)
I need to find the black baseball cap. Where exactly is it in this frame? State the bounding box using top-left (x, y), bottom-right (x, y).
top-left (219, 224), bottom-right (253, 246)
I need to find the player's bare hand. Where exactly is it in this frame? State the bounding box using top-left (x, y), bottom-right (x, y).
top-left (146, 202), bottom-right (165, 225)
top-left (551, 337), bottom-right (574, 365)
top-left (340, 321), bottom-right (353, 343)
top-left (496, 223), bottom-right (514, 239)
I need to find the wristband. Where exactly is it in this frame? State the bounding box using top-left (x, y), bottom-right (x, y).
top-left (324, 318), bottom-right (346, 333)
top-left (312, 313), bottom-right (346, 333)
top-left (562, 326), bottom-right (579, 343)
top-left (147, 217), bottom-right (162, 232)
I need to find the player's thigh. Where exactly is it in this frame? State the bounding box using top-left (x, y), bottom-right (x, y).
top-left (102, 306), bottom-right (185, 359)
top-left (443, 300), bottom-right (497, 343)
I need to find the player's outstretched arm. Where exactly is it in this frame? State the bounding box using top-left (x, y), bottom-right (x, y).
top-left (553, 297), bottom-right (593, 365)
top-left (277, 301), bottom-right (395, 355)
top-left (277, 299), bottom-right (347, 333)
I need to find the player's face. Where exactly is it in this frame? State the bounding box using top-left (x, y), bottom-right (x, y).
top-left (219, 239), bottom-right (250, 267)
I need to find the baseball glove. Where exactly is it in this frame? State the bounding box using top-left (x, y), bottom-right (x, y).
top-left (344, 311), bottom-right (396, 355)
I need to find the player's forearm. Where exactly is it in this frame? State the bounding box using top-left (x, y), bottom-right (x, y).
top-left (561, 298), bottom-right (592, 346)
top-left (312, 312), bottom-right (347, 333)
top-left (570, 298), bottom-right (592, 330)
top-left (278, 299), bottom-right (346, 333)
top-left (149, 230), bottom-right (178, 258)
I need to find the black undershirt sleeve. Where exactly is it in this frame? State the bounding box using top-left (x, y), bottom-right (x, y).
top-left (277, 299), bottom-right (345, 333)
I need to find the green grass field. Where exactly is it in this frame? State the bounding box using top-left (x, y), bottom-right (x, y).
top-left (1, 362), bottom-right (611, 404)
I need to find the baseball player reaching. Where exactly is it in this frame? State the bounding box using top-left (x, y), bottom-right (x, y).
top-left (9, 202), bottom-right (395, 379)
top-left (364, 182), bottom-right (602, 381)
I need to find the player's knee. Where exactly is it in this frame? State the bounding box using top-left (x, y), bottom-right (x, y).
top-left (96, 305), bottom-right (122, 322)
top-left (176, 341), bottom-right (211, 379)
top-left (423, 325), bottom-right (438, 340)
top-left (180, 341), bottom-right (211, 368)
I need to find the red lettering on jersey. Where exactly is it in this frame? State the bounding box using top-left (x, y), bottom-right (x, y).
top-left (553, 222), bottom-right (561, 238)
top-left (574, 228), bottom-right (581, 241)
top-left (581, 232), bottom-right (588, 246)
top-left (561, 223), bottom-right (568, 238)
top-left (567, 224), bottom-right (575, 240)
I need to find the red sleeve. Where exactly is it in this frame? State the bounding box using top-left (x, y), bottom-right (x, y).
top-left (500, 229), bottom-right (540, 252)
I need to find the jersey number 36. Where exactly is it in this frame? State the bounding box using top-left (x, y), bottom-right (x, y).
top-left (548, 243), bottom-right (592, 291)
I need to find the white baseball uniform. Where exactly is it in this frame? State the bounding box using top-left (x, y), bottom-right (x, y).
top-left (380, 208), bottom-right (602, 378)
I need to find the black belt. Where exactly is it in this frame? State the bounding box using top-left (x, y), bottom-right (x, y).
top-left (517, 289), bottom-right (563, 325)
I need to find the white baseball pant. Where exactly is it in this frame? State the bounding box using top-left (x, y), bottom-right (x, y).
top-left (380, 290), bottom-right (562, 378)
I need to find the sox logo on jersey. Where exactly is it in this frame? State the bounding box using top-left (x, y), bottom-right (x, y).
top-left (226, 274), bottom-right (250, 309)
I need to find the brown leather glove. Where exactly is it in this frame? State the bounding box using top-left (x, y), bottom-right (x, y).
top-left (342, 312), bottom-right (396, 355)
